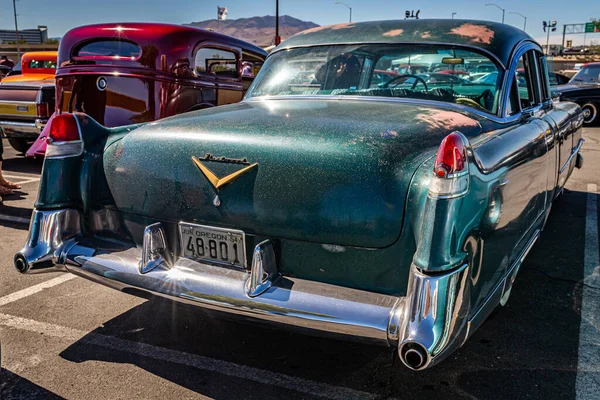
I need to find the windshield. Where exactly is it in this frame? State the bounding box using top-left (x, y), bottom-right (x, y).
top-left (570, 65), bottom-right (600, 84)
top-left (247, 44), bottom-right (503, 114)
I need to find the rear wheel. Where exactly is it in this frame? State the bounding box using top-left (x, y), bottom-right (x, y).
top-left (581, 102), bottom-right (598, 126)
top-left (7, 138), bottom-right (31, 154)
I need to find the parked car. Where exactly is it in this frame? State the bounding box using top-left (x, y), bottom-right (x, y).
top-left (15, 19), bottom-right (584, 371)
top-left (24, 22), bottom-right (267, 158)
top-left (0, 51), bottom-right (56, 83)
top-left (556, 62), bottom-right (600, 125)
top-left (0, 51), bottom-right (57, 153)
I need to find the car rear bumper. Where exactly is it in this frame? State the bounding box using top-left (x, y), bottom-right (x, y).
top-left (15, 208), bottom-right (473, 370)
top-left (0, 119), bottom-right (46, 138)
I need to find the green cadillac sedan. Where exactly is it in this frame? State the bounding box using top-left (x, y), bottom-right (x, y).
top-left (14, 19), bottom-right (584, 370)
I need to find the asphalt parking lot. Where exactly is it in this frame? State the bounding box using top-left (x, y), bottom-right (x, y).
top-left (0, 130), bottom-right (598, 400)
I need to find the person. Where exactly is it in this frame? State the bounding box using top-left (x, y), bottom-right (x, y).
top-left (331, 53), bottom-right (361, 89)
top-left (312, 53), bottom-right (362, 90)
top-left (0, 55), bottom-right (15, 69)
top-left (0, 138), bottom-right (21, 204)
top-left (242, 62), bottom-right (253, 77)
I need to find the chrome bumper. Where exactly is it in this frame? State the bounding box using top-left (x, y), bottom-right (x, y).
top-left (16, 208), bottom-right (474, 370)
top-left (0, 119), bottom-right (45, 137)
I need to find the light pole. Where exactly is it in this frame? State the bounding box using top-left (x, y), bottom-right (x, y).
top-left (509, 11), bottom-right (527, 31)
top-left (485, 3), bottom-right (505, 23)
top-left (452, 12), bottom-right (457, 19)
top-left (12, 0), bottom-right (20, 61)
top-left (334, 1), bottom-right (352, 23)
top-left (275, 0), bottom-right (281, 45)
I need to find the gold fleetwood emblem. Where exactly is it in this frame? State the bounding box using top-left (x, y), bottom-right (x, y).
top-left (192, 154), bottom-right (258, 191)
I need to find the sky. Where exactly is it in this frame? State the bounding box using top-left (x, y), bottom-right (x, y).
top-left (0, 0), bottom-right (599, 46)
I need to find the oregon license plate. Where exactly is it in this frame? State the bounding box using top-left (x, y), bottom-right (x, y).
top-left (179, 222), bottom-right (246, 269)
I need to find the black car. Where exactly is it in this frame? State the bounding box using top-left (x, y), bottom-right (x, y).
top-left (556, 63), bottom-right (600, 125)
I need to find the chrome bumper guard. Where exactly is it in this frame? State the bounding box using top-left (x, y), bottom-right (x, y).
top-left (16, 208), bottom-right (473, 370)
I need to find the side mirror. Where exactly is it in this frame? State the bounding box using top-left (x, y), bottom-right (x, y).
top-left (551, 89), bottom-right (560, 102)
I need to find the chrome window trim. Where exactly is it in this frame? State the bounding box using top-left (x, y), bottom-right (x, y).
top-left (501, 41), bottom-right (546, 120)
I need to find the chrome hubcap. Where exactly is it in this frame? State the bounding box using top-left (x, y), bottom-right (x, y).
top-left (582, 103), bottom-right (597, 124)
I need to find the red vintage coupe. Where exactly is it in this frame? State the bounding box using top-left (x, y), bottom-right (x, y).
top-left (26, 22), bottom-right (267, 157)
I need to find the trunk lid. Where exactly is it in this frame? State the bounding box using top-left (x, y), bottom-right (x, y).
top-left (104, 99), bottom-right (482, 248)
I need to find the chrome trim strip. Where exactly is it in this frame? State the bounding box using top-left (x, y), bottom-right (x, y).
top-left (559, 138), bottom-right (585, 174)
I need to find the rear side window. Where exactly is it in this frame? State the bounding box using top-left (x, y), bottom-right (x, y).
top-left (194, 47), bottom-right (238, 78)
top-left (76, 40), bottom-right (142, 59)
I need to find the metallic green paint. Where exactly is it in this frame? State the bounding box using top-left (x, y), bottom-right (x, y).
top-left (102, 99), bottom-right (482, 249)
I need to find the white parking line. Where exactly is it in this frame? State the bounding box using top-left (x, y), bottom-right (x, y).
top-left (2, 174), bottom-right (40, 185)
top-left (0, 312), bottom-right (384, 400)
top-left (577, 183), bottom-right (600, 399)
top-left (0, 274), bottom-right (77, 307)
top-left (0, 214), bottom-right (31, 224)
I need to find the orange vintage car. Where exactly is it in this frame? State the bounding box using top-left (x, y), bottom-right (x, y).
top-left (0, 51), bottom-right (57, 83)
top-left (0, 51), bottom-right (57, 152)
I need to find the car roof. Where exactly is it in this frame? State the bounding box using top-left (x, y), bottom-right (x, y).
top-left (278, 19), bottom-right (538, 69)
top-left (21, 51), bottom-right (58, 61)
top-left (60, 22), bottom-right (267, 62)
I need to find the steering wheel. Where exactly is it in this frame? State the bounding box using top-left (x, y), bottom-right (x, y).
top-left (456, 89), bottom-right (493, 112)
top-left (456, 97), bottom-right (487, 111)
top-left (381, 74), bottom-right (429, 91)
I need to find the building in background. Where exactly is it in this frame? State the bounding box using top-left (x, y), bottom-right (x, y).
top-left (0, 26), bottom-right (48, 44)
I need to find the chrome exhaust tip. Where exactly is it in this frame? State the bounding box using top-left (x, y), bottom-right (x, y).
top-left (399, 342), bottom-right (429, 370)
top-left (14, 253), bottom-right (30, 273)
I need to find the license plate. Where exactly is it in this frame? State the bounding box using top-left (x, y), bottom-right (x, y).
top-left (179, 222), bottom-right (246, 269)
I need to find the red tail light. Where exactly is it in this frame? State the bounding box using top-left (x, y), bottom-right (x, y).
top-left (37, 102), bottom-right (49, 118)
top-left (433, 132), bottom-right (466, 178)
top-left (49, 114), bottom-right (80, 143)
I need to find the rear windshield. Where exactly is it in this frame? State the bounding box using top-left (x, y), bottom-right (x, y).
top-left (247, 44), bottom-right (503, 114)
top-left (570, 65), bottom-right (600, 84)
top-left (28, 60), bottom-right (56, 69)
top-left (76, 40), bottom-right (142, 59)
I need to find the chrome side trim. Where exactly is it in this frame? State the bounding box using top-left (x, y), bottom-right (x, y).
top-left (559, 138), bottom-right (585, 174)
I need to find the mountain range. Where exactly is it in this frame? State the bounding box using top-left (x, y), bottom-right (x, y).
top-left (187, 15), bottom-right (319, 47)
